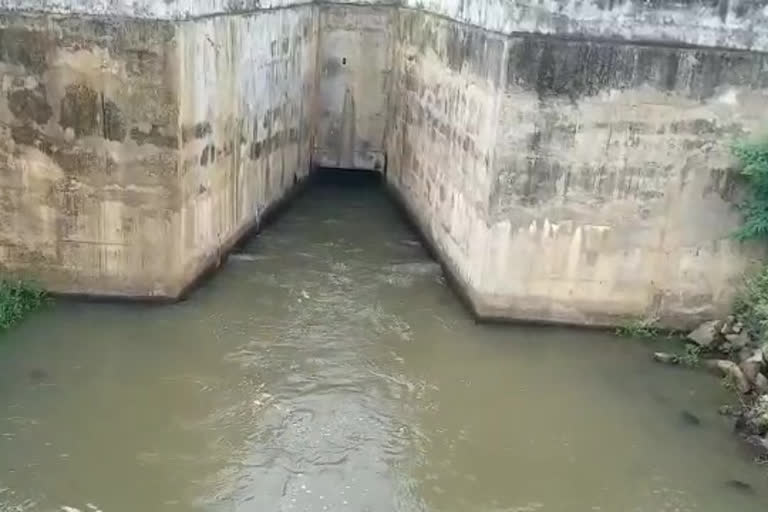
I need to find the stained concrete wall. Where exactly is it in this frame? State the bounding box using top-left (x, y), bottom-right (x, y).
top-left (0, 14), bottom-right (181, 296)
top-left (176, 8), bottom-right (318, 290)
top-left (0, 6), bottom-right (318, 298)
top-left (314, 5), bottom-right (393, 171)
top-left (403, 0), bottom-right (768, 52)
top-left (385, 8), bottom-right (768, 327)
top-left (0, 0), bottom-right (394, 19)
top-left (0, 0), bottom-right (311, 19)
top-left (1, 0), bottom-right (767, 327)
top-left (484, 37), bottom-right (768, 326)
top-left (386, 11), bottom-right (504, 292)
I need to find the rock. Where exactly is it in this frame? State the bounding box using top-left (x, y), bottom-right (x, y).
top-left (719, 404), bottom-right (740, 416)
top-left (755, 373), bottom-right (768, 394)
top-left (736, 347), bottom-right (754, 364)
top-left (735, 395), bottom-right (768, 436)
top-left (703, 359), bottom-right (751, 394)
top-left (740, 360), bottom-right (762, 387)
top-left (723, 479), bottom-right (754, 494)
top-left (744, 435), bottom-right (768, 458)
top-left (740, 349), bottom-right (765, 383)
top-left (746, 348), bottom-right (764, 364)
top-left (680, 410), bottom-right (701, 426)
top-left (721, 315), bottom-right (736, 334)
top-left (725, 332), bottom-right (750, 350)
top-left (732, 321), bottom-right (744, 334)
top-left (687, 320), bottom-right (723, 348)
top-left (27, 368), bottom-right (48, 382)
top-left (718, 342), bottom-right (733, 355)
top-left (653, 352), bottom-right (678, 364)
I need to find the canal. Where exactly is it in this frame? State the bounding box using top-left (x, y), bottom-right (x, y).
top-left (0, 173), bottom-right (765, 511)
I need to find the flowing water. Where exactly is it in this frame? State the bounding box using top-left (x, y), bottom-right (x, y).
top-left (0, 173), bottom-right (766, 512)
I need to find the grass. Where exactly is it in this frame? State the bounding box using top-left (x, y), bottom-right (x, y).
top-left (734, 264), bottom-right (768, 346)
top-left (615, 317), bottom-right (660, 339)
top-left (732, 137), bottom-right (768, 241)
top-left (730, 134), bottom-right (768, 343)
top-left (679, 344), bottom-right (702, 368)
top-left (0, 280), bottom-right (47, 331)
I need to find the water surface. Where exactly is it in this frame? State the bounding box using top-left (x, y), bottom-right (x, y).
top-left (0, 174), bottom-right (766, 512)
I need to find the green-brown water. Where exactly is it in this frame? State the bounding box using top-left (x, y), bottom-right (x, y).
top-left (0, 174), bottom-right (766, 511)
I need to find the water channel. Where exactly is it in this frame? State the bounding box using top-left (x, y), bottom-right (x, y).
top-left (0, 173), bottom-right (766, 511)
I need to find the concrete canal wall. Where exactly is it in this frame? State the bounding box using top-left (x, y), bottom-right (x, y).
top-left (0, 0), bottom-right (766, 326)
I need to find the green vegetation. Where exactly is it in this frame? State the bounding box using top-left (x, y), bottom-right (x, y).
top-left (734, 265), bottom-right (768, 345)
top-left (732, 137), bottom-right (768, 241)
top-left (615, 317), bottom-right (660, 339)
top-left (679, 344), bottom-right (702, 368)
top-left (0, 280), bottom-right (46, 331)
top-left (732, 135), bottom-right (768, 345)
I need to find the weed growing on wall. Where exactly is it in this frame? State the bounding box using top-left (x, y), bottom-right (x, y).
top-left (0, 280), bottom-right (46, 331)
top-left (732, 136), bottom-right (768, 343)
top-left (733, 137), bottom-right (768, 240)
top-left (615, 317), bottom-right (660, 338)
top-left (734, 265), bottom-right (768, 344)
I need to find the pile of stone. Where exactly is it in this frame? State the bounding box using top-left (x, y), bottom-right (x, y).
top-left (653, 316), bottom-right (768, 456)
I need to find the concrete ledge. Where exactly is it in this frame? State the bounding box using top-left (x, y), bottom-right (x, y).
top-left (313, 148), bottom-right (386, 172)
top-left (1, 0), bottom-right (765, 51)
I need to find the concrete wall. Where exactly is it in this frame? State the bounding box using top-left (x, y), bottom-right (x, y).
top-left (4, 0), bottom-right (767, 51)
top-left (403, 0), bottom-right (768, 51)
top-left (314, 5), bottom-right (393, 171)
top-left (0, 0), bottom-right (311, 19)
top-left (483, 37), bottom-right (768, 326)
top-left (385, 8), bottom-right (768, 327)
top-left (1, 0), bottom-right (767, 327)
top-left (386, 11), bottom-right (504, 292)
top-left (0, 6), bottom-right (318, 298)
top-left (0, 14), bottom-right (181, 296)
top-left (176, 7), bottom-right (318, 291)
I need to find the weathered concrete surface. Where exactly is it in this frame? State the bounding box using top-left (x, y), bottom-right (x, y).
top-left (0, 7), bottom-right (317, 298)
top-left (0, 14), bottom-right (181, 296)
top-left (484, 37), bottom-right (768, 326)
top-left (176, 7), bottom-right (318, 291)
top-left (0, 0), bottom-right (392, 20)
top-left (385, 10), bottom-right (768, 327)
top-left (0, 0), bottom-right (311, 20)
top-left (314, 5), bottom-right (393, 171)
top-left (402, 0), bottom-right (768, 52)
top-left (2, 0), bottom-right (766, 51)
top-left (386, 11), bottom-right (504, 296)
top-left (1, 0), bottom-right (767, 327)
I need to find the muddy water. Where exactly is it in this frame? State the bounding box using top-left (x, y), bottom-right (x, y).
top-left (0, 174), bottom-right (766, 512)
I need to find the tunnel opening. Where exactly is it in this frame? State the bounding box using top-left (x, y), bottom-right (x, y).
top-left (311, 167), bottom-right (383, 188)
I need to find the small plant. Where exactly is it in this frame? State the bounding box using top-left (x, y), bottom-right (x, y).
top-left (679, 344), bottom-right (702, 368)
top-left (616, 317), bottom-right (660, 339)
top-left (732, 137), bottom-right (768, 240)
top-left (0, 280), bottom-right (46, 331)
top-left (730, 135), bottom-right (768, 343)
top-left (734, 264), bottom-right (768, 344)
